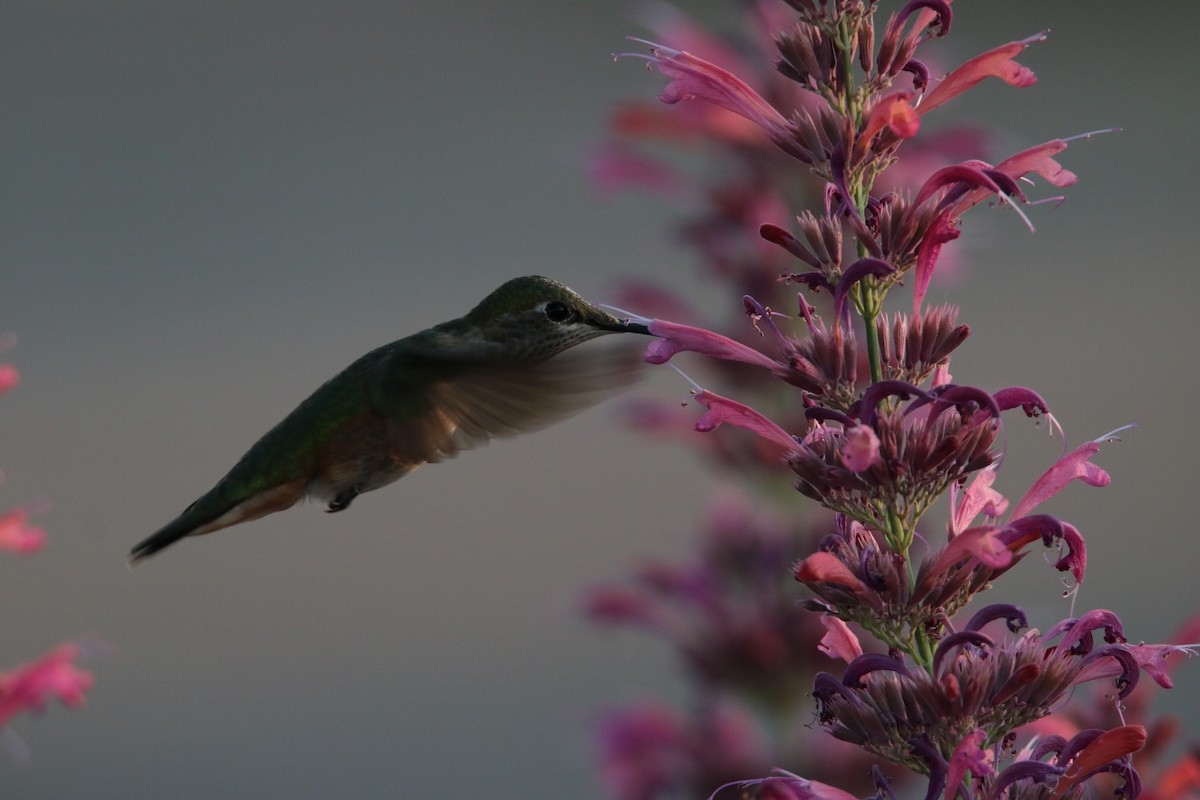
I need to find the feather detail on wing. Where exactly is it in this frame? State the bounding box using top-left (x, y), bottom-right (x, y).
top-left (380, 342), bottom-right (644, 465)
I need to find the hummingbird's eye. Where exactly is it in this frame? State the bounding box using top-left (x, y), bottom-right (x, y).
top-left (543, 301), bottom-right (572, 323)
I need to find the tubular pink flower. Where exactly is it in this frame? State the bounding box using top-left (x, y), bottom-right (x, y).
top-left (624, 39), bottom-right (790, 138)
top-left (861, 91), bottom-right (921, 144)
top-left (0, 643), bottom-right (94, 728)
top-left (932, 525), bottom-right (1013, 574)
top-left (1052, 725), bottom-right (1146, 799)
top-left (1009, 433), bottom-right (1117, 521)
top-left (793, 552), bottom-right (872, 600)
top-left (951, 467), bottom-right (1008, 534)
top-left (920, 32), bottom-right (1045, 115)
top-left (0, 506), bottom-right (47, 555)
top-left (645, 319), bottom-right (780, 370)
top-left (818, 616), bottom-right (863, 664)
top-left (947, 729), bottom-right (993, 798)
top-left (994, 139), bottom-right (1079, 187)
top-left (693, 390), bottom-right (798, 452)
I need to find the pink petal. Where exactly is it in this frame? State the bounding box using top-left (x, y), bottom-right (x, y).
top-left (913, 212), bottom-right (960, 312)
top-left (862, 91), bottom-right (920, 142)
top-left (1126, 643), bottom-right (1197, 690)
top-left (841, 425), bottom-right (881, 472)
top-left (0, 643), bottom-right (94, 729)
top-left (1054, 726), bottom-right (1145, 796)
top-left (793, 552), bottom-right (871, 599)
top-left (947, 729), bottom-right (993, 797)
top-left (818, 616), bottom-right (863, 664)
top-left (630, 40), bottom-right (789, 134)
top-left (994, 139), bottom-right (1078, 187)
top-left (0, 507), bottom-right (47, 555)
top-left (932, 526), bottom-right (1013, 574)
top-left (1010, 437), bottom-right (1114, 521)
top-left (952, 468), bottom-right (1009, 534)
top-left (693, 390), bottom-right (798, 452)
top-left (920, 33), bottom-right (1045, 115)
top-left (646, 319), bottom-right (781, 371)
top-left (0, 364), bottom-right (18, 395)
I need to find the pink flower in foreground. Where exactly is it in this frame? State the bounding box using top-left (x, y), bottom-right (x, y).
top-left (692, 390), bottom-right (798, 453)
top-left (0, 643), bottom-right (94, 729)
top-left (919, 33), bottom-right (1045, 115)
top-left (645, 319), bottom-right (780, 371)
top-left (0, 506), bottom-right (47, 555)
top-left (1009, 429), bottom-right (1124, 521)
top-left (818, 616), bottom-right (863, 664)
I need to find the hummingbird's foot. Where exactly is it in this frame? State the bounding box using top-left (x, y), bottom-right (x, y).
top-left (326, 488), bottom-right (359, 513)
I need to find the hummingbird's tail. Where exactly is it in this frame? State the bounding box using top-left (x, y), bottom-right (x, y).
top-left (130, 478), bottom-right (308, 565)
top-left (129, 509), bottom-right (206, 565)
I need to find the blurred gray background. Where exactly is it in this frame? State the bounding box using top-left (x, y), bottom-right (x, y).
top-left (2, 1), bottom-right (1197, 797)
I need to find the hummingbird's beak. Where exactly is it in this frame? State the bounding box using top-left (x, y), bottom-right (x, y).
top-left (610, 319), bottom-right (652, 335)
top-left (591, 308), bottom-right (653, 335)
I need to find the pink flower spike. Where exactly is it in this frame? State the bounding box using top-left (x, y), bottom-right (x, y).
top-left (0, 643), bottom-right (95, 729)
top-left (0, 506), bottom-right (47, 555)
top-left (920, 32), bottom-right (1046, 115)
top-left (645, 319), bottom-right (780, 371)
top-left (841, 425), bottom-right (881, 472)
top-left (622, 39), bottom-right (790, 136)
top-left (693, 390), bottom-right (798, 452)
top-left (1009, 429), bottom-right (1127, 521)
top-left (818, 616), bottom-right (863, 664)
top-left (0, 364), bottom-right (18, 395)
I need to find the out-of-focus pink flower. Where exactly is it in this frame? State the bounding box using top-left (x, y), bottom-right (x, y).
top-left (588, 144), bottom-right (687, 199)
top-left (818, 616), bottom-right (862, 664)
top-left (0, 643), bottom-right (94, 729)
top-left (947, 729), bottom-right (993, 798)
top-left (840, 425), bottom-right (880, 472)
top-left (0, 364), bottom-right (18, 395)
top-left (0, 506), bottom-right (47, 555)
top-left (920, 33), bottom-right (1045, 115)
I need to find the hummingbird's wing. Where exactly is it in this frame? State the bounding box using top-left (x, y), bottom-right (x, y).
top-left (373, 342), bottom-right (643, 464)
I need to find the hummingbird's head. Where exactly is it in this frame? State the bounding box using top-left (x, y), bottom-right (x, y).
top-left (464, 276), bottom-right (651, 360)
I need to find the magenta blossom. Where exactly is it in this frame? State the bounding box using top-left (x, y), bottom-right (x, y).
top-left (0, 643), bottom-right (94, 729)
top-left (620, 39), bottom-right (791, 143)
top-left (0, 505), bottom-right (47, 555)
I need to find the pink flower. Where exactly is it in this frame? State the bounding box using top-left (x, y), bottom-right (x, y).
top-left (947, 729), bottom-right (993, 797)
top-left (0, 364), bottom-right (18, 395)
top-left (920, 32), bottom-right (1045, 115)
top-left (0, 643), bottom-right (94, 729)
top-left (840, 425), bottom-right (880, 472)
top-left (1009, 429), bottom-right (1123, 521)
top-left (0, 506), bottom-right (47, 555)
top-left (818, 616), bottom-right (862, 664)
top-left (693, 390), bottom-right (798, 453)
top-left (859, 92), bottom-right (920, 155)
top-left (621, 40), bottom-right (791, 140)
top-left (645, 319), bottom-right (780, 371)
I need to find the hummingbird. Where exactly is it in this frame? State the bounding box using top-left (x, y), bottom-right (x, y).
top-left (129, 275), bottom-right (651, 564)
